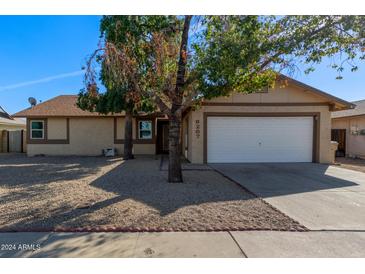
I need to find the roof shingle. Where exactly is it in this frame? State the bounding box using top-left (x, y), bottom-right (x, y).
top-left (13, 95), bottom-right (123, 117)
top-left (332, 99), bottom-right (365, 119)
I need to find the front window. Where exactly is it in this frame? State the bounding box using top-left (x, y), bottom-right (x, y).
top-left (138, 120), bottom-right (152, 139)
top-left (30, 120), bottom-right (44, 139)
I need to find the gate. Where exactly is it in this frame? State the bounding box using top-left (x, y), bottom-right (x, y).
top-left (9, 130), bottom-right (23, 152)
top-left (0, 130), bottom-right (25, 153)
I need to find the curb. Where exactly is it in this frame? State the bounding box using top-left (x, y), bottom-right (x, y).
top-left (0, 226), bottom-right (308, 233)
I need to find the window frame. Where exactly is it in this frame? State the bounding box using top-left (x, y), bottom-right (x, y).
top-left (138, 120), bottom-right (153, 140)
top-left (30, 120), bottom-right (45, 140)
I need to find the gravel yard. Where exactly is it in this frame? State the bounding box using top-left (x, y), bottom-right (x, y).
top-left (0, 154), bottom-right (306, 232)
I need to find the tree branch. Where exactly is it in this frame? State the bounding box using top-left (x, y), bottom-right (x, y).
top-left (153, 93), bottom-right (171, 115)
top-left (176, 89), bottom-right (201, 117)
top-left (174, 15), bottom-right (193, 105)
top-left (258, 16), bottom-right (346, 71)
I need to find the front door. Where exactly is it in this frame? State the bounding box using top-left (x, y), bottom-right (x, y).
top-left (331, 129), bottom-right (346, 157)
top-left (156, 121), bottom-right (169, 154)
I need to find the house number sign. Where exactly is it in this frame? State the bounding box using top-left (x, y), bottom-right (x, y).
top-left (195, 120), bottom-right (200, 138)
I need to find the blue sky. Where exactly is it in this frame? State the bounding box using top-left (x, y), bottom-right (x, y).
top-left (0, 15), bottom-right (364, 115)
top-left (0, 16), bottom-right (101, 114)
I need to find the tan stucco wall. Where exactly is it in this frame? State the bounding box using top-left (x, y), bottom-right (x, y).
top-left (22, 130), bottom-right (27, 153)
top-left (187, 112), bottom-right (193, 161)
top-left (185, 84), bottom-right (333, 164)
top-left (207, 83), bottom-right (328, 104)
top-left (332, 116), bottom-right (365, 158)
top-left (115, 117), bottom-right (138, 139)
top-left (27, 117), bottom-right (155, 156)
top-left (115, 117), bottom-right (125, 139)
top-left (182, 113), bottom-right (190, 159)
top-left (47, 118), bottom-right (67, 139)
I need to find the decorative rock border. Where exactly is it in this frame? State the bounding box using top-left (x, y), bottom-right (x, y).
top-left (0, 226), bottom-right (308, 233)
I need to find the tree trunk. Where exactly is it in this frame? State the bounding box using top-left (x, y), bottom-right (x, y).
top-left (168, 113), bottom-right (183, 183)
top-left (123, 110), bottom-right (134, 160)
top-left (167, 15), bottom-right (192, 183)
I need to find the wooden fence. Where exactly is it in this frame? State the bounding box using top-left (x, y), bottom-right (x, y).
top-left (0, 130), bottom-right (26, 153)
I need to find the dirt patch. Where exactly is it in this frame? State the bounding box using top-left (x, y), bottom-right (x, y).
top-left (0, 154), bottom-right (306, 232)
top-left (334, 157), bottom-right (365, 173)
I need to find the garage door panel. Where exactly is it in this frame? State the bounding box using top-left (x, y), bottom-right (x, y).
top-left (207, 117), bottom-right (313, 163)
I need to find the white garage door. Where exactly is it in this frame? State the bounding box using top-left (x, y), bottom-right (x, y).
top-left (207, 116), bottom-right (313, 163)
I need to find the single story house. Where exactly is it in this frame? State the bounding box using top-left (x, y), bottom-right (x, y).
top-left (14, 75), bottom-right (353, 164)
top-left (332, 99), bottom-right (365, 159)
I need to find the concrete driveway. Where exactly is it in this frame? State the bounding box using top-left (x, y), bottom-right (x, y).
top-left (212, 163), bottom-right (365, 230)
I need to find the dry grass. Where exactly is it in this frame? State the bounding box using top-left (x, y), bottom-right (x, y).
top-left (0, 154), bottom-right (305, 231)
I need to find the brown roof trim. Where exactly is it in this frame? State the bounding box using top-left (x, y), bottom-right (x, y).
top-left (279, 74), bottom-right (355, 110)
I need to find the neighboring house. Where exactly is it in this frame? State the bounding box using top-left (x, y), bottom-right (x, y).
top-left (14, 75), bottom-right (353, 164)
top-left (0, 105), bottom-right (26, 153)
top-left (332, 99), bottom-right (365, 159)
top-left (0, 105), bottom-right (26, 131)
